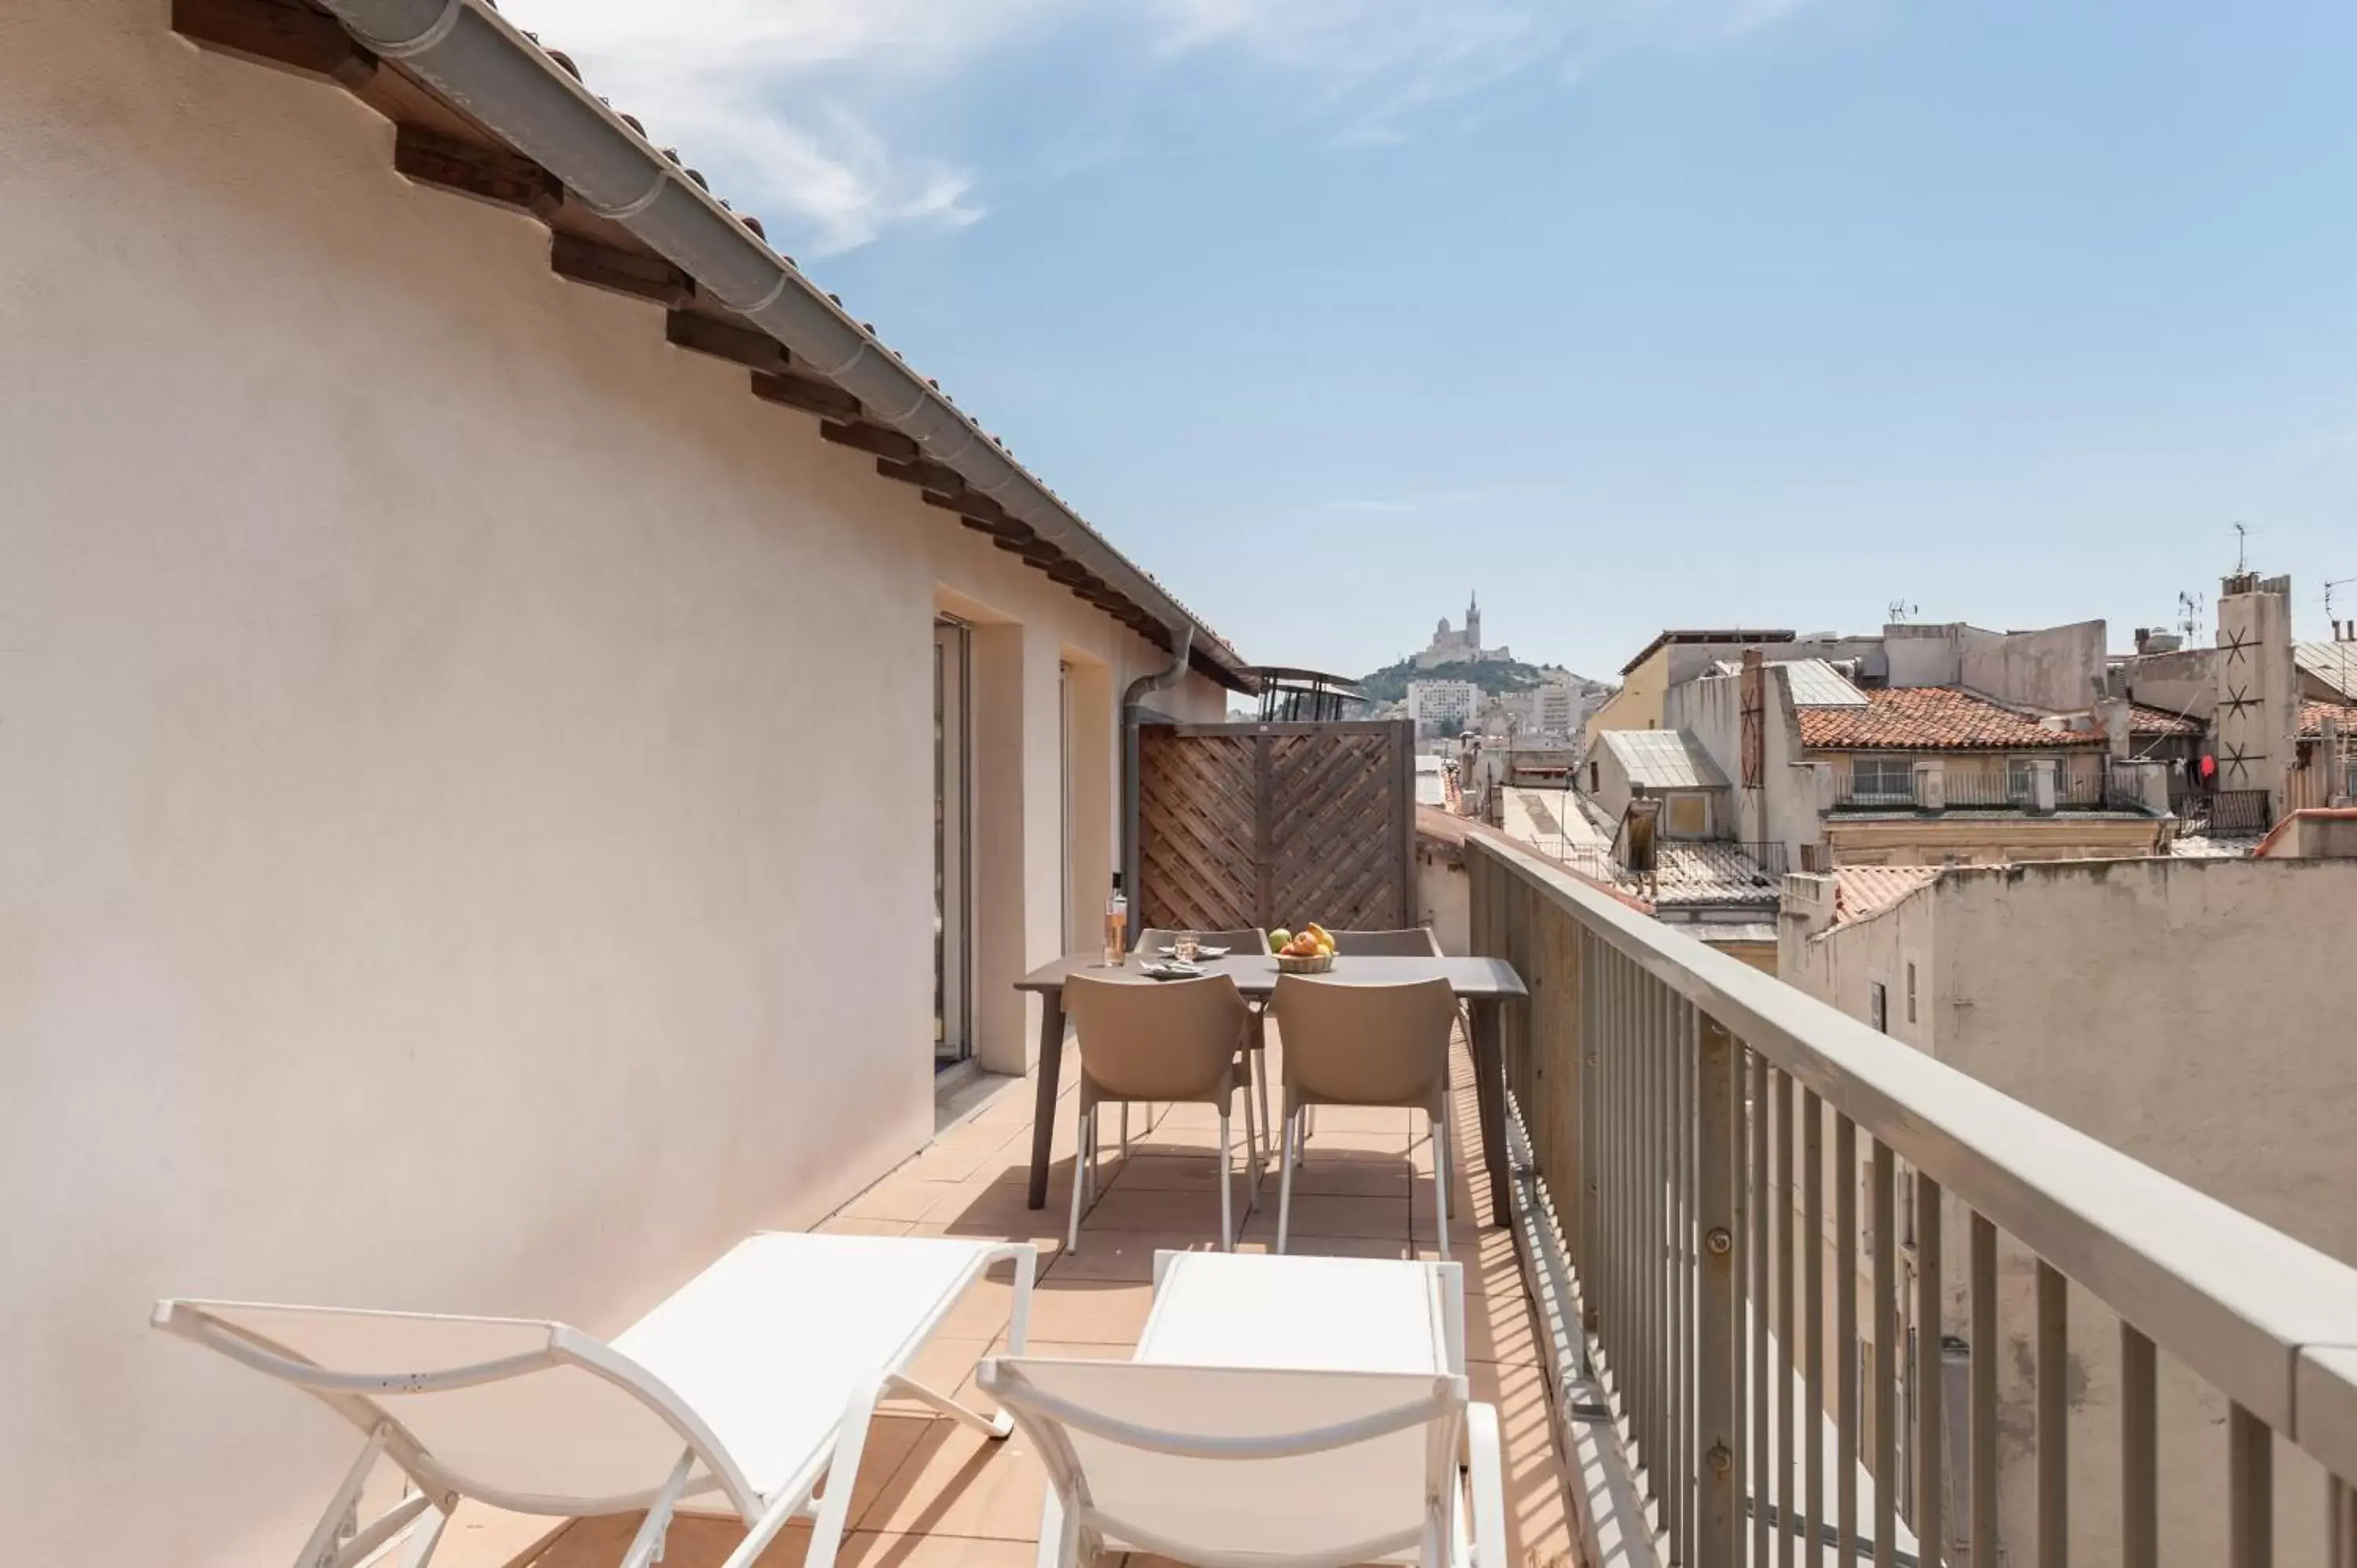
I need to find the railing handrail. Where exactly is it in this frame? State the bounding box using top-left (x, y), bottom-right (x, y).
top-left (1467, 830), bottom-right (2357, 1478)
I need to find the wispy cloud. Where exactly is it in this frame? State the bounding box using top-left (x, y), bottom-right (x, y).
top-left (499, 0), bottom-right (1050, 255)
top-left (500, 0), bottom-right (1818, 255)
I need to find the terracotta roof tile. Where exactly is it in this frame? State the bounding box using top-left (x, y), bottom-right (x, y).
top-left (1798, 687), bottom-right (2105, 751)
top-left (2127, 702), bottom-right (2204, 738)
top-left (2301, 701), bottom-right (2357, 738)
top-left (1831, 865), bottom-right (1941, 927)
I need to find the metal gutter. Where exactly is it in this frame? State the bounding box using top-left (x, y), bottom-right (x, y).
top-left (308, 0), bottom-right (1248, 689)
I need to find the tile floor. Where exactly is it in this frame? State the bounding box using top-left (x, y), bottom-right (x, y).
top-left (455, 1031), bottom-right (1580, 1568)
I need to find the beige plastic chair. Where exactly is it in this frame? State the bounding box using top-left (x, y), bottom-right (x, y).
top-left (1284, 929), bottom-right (1442, 1164)
top-left (1129, 927), bottom-right (1270, 1167)
top-left (1268, 975), bottom-right (1461, 1258)
top-left (1062, 973), bottom-right (1259, 1251)
top-left (1325, 927), bottom-right (1444, 957)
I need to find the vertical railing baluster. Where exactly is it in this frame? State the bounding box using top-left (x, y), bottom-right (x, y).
top-left (1804, 1090), bottom-right (1824, 1563)
top-left (2036, 1260), bottom-right (2067, 1568)
top-left (1639, 973), bottom-right (1659, 1507)
top-left (1776, 1069), bottom-right (1796, 1568)
top-left (1582, 932), bottom-right (1599, 1303)
top-left (1837, 1114), bottom-right (1860, 1567)
top-left (1731, 1042), bottom-right (1749, 1567)
top-left (1696, 1013), bottom-right (1738, 1568)
top-left (1677, 998), bottom-right (1695, 1563)
top-left (1752, 1051), bottom-right (1772, 1568)
top-left (1613, 953), bottom-right (1631, 1425)
top-left (1915, 1173), bottom-right (1944, 1568)
top-left (1661, 986), bottom-right (1677, 1531)
top-left (1970, 1214), bottom-right (1997, 1568)
top-left (2121, 1322), bottom-right (2156, 1568)
top-left (2230, 1404), bottom-right (2273, 1568)
top-left (1873, 1140), bottom-right (1897, 1568)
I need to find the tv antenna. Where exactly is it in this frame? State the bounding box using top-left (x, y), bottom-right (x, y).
top-left (2328, 577), bottom-right (2355, 632)
top-left (2233, 522), bottom-right (2250, 573)
top-left (1887, 599), bottom-right (1918, 625)
top-left (2176, 590), bottom-right (2204, 644)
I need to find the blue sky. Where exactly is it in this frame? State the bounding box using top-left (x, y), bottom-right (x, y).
top-left (508, 0), bottom-right (2357, 680)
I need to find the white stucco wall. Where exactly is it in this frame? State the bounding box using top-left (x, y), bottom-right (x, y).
top-left (1783, 857), bottom-right (2357, 1567)
top-left (0, 5), bottom-right (1228, 1562)
top-left (1958, 619), bottom-right (2106, 712)
top-left (1666, 666), bottom-right (1821, 862)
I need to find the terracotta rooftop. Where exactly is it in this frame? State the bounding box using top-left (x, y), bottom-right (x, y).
top-left (1799, 687), bottom-right (2106, 752)
top-left (2127, 702), bottom-right (2205, 738)
top-left (2300, 701), bottom-right (2357, 738)
top-left (1831, 865), bottom-right (1941, 927)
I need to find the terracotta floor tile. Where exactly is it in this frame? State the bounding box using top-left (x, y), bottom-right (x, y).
top-left (1104, 1152), bottom-right (1237, 1192)
top-left (816, 1217), bottom-right (918, 1238)
top-left (1021, 1279), bottom-right (1157, 1343)
top-left (931, 1273), bottom-right (1018, 1339)
top-left (922, 1178), bottom-right (1087, 1232)
top-left (907, 1214), bottom-right (1070, 1248)
top-left (988, 1334), bottom-right (1130, 1362)
top-left (1073, 1184), bottom-right (1244, 1238)
top-left (1283, 1153), bottom-right (1415, 1199)
top-left (429, 1503), bottom-right (570, 1568)
top-left (840, 1176), bottom-right (958, 1224)
top-left (526, 1515), bottom-right (810, 1568)
top-left (1292, 1124), bottom-right (1413, 1156)
top-left (878, 1336), bottom-right (996, 1418)
top-left (855, 1418), bottom-right (1049, 1541)
top-left (1464, 1288), bottom-right (1546, 1367)
top-left (1040, 1230), bottom-right (1248, 1283)
top-left (1239, 1193), bottom-right (1409, 1242)
top-left (1291, 1105), bottom-right (1419, 1136)
top-left (841, 1530), bottom-right (1041, 1568)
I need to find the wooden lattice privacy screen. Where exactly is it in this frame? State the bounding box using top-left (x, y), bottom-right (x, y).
top-left (1137, 720), bottom-right (1417, 934)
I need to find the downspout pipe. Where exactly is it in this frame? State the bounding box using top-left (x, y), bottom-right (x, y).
top-left (1120, 625), bottom-right (1194, 914)
top-left (312, 0), bottom-right (1240, 685)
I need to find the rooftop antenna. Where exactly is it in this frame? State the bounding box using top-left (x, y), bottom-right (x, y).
top-left (1886, 599), bottom-right (1918, 625)
top-left (2176, 589), bottom-right (2204, 644)
top-left (2328, 577), bottom-right (2355, 641)
top-left (2233, 522), bottom-right (2250, 573)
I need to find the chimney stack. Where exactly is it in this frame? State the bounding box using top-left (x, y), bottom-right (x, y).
top-left (2134, 627), bottom-right (2151, 654)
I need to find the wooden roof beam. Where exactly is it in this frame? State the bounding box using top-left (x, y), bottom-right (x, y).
top-left (875, 456), bottom-right (969, 495)
top-left (667, 311), bottom-right (790, 376)
top-left (749, 370), bottom-right (860, 423)
top-left (393, 125), bottom-right (563, 220)
top-left (172, 0), bottom-right (378, 89)
top-left (551, 233), bottom-right (692, 308)
top-left (820, 420), bottom-right (921, 465)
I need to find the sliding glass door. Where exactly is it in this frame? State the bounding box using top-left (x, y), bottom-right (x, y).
top-left (933, 619), bottom-right (971, 1068)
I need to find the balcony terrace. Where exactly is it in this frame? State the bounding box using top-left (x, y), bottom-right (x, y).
top-left (435, 1033), bottom-right (1578, 1568)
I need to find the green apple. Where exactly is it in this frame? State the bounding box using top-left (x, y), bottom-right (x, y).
top-left (1267, 929), bottom-right (1292, 953)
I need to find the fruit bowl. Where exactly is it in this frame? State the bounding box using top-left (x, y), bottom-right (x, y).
top-left (1275, 951), bottom-right (1335, 974)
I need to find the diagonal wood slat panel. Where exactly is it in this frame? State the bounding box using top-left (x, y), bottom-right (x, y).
top-left (1138, 720), bottom-right (1412, 934)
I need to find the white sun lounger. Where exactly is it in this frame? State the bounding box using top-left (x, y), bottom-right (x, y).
top-left (977, 1251), bottom-right (1508, 1568)
top-left (154, 1231), bottom-right (1037, 1568)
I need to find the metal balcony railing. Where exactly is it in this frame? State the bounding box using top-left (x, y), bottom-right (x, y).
top-left (1833, 773), bottom-right (1919, 810)
top-left (1465, 832), bottom-right (2357, 1568)
top-left (2190, 788), bottom-right (2275, 835)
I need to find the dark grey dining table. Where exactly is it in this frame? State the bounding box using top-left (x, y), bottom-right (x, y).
top-left (1014, 953), bottom-right (1529, 1225)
